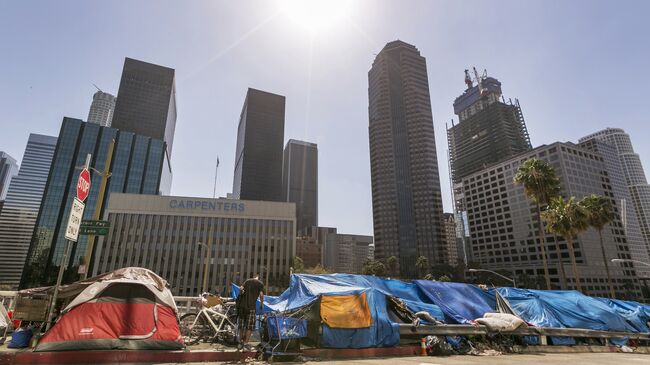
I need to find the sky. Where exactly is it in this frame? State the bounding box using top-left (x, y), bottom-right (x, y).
top-left (1, 0), bottom-right (649, 236)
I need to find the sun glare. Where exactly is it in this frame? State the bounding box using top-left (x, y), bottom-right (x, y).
top-left (280, 0), bottom-right (352, 34)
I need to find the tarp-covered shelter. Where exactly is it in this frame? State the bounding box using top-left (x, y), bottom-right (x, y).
top-left (35, 267), bottom-right (183, 351)
top-left (414, 281), bottom-right (496, 324)
top-left (233, 274), bottom-right (445, 348)
top-left (496, 287), bottom-right (639, 333)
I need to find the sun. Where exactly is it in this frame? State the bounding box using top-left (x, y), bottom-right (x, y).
top-left (280, 0), bottom-right (352, 34)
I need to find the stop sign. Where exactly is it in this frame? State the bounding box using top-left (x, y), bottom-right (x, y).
top-left (77, 168), bottom-right (91, 202)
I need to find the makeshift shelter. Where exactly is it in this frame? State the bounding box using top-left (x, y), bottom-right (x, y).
top-left (414, 281), bottom-right (496, 324)
top-left (594, 297), bottom-right (650, 333)
top-left (35, 267), bottom-right (183, 351)
top-left (233, 274), bottom-right (445, 348)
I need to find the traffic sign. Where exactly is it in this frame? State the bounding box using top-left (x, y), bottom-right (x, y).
top-left (64, 198), bottom-right (85, 242)
top-left (77, 168), bottom-right (91, 202)
top-left (79, 226), bottom-right (109, 236)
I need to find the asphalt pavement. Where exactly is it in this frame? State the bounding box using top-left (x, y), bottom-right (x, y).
top-left (160, 352), bottom-right (650, 365)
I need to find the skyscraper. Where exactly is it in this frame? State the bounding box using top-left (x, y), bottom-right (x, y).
top-left (579, 128), bottom-right (650, 276)
top-left (461, 142), bottom-right (640, 298)
top-left (87, 90), bottom-right (116, 127)
top-left (111, 57), bottom-right (177, 156)
top-left (21, 118), bottom-right (170, 288)
top-left (368, 40), bottom-right (445, 278)
top-left (232, 88), bottom-right (285, 202)
top-left (0, 151), bottom-right (19, 203)
top-left (443, 213), bottom-right (459, 266)
top-left (447, 70), bottom-right (531, 183)
top-left (0, 134), bottom-right (57, 289)
top-left (282, 139), bottom-right (318, 234)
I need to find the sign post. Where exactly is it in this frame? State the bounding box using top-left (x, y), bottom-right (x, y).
top-left (46, 154), bottom-right (91, 330)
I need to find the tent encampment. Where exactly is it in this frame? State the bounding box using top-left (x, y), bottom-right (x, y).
top-left (35, 267), bottom-right (183, 351)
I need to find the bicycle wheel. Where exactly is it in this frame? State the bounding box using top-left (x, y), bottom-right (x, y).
top-left (179, 312), bottom-right (207, 345)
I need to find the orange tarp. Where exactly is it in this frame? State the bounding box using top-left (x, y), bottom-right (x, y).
top-left (320, 292), bottom-right (372, 329)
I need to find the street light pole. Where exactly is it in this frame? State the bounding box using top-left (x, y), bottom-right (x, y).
top-left (468, 268), bottom-right (517, 288)
top-left (611, 259), bottom-right (650, 302)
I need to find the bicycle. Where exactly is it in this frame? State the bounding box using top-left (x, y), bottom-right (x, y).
top-left (179, 293), bottom-right (237, 345)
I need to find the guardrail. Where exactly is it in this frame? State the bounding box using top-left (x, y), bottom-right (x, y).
top-left (399, 323), bottom-right (650, 341)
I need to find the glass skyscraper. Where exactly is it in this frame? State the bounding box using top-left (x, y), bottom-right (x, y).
top-left (282, 139), bottom-right (318, 234)
top-left (232, 88), bottom-right (285, 202)
top-left (0, 134), bottom-right (57, 289)
top-left (368, 40), bottom-right (446, 278)
top-left (21, 118), bottom-right (169, 288)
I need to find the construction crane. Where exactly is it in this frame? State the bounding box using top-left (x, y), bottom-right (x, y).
top-left (464, 69), bottom-right (473, 89)
top-left (472, 67), bottom-right (489, 99)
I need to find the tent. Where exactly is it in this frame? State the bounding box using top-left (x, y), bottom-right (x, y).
top-left (35, 267), bottom-right (183, 351)
top-left (233, 274), bottom-right (445, 348)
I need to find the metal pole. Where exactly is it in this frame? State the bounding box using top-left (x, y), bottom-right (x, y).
top-left (81, 139), bottom-right (114, 279)
top-left (46, 240), bottom-right (72, 330)
top-left (202, 225), bottom-right (215, 293)
top-left (212, 156), bottom-right (219, 199)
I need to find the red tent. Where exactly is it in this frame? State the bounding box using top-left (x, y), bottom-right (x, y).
top-left (36, 267), bottom-right (184, 351)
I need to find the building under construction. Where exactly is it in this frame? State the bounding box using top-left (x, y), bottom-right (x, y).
top-left (447, 69), bottom-right (532, 183)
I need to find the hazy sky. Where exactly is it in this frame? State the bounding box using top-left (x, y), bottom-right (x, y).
top-left (1, 0), bottom-right (649, 236)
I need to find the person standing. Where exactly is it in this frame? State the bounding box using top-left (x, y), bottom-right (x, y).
top-left (237, 274), bottom-right (265, 350)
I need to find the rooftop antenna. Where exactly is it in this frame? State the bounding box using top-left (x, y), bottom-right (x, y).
top-left (92, 83), bottom-right (103, 92)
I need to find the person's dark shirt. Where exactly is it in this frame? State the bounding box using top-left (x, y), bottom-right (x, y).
top-left (241, 278), bottom-right (264, 312)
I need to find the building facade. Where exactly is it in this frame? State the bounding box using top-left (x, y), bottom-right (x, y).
top-left (443, 213), bottom-right (459, 266)
top-left (447, 73), bottom-right (531, 183)
top-left (92, 194), bottom-right (296, 296)
top-left (111, 58), bottom-right (177, 156)
top-left (295, 226), bottom-right (335, 268)
top-left (323, 233), bottom-right (374, 274)
top-left (579, 128), bottom-right (650, 276)
top-left (0, 151), bottom-right (19, 203)
top-left (368, 40), bottom-right (445, 277)
top-left (21, 118), bottom-right (170, 288)
top-left (87, 90), bottom-right (116, 127)
top-left (232, 88), bottom-right (285, 202)
top-left (282, 139), bottom-right (318, 234)
top-left (461, 142), bottom-right (639, 298)
top-left (0, 134), bottom-right (57, 289)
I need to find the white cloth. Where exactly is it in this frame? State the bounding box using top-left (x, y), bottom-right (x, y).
top-left (475, 312), bottom-right (525, 332)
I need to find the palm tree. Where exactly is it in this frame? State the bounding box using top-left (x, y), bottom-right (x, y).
top-left (542, 197), bottom-right (589, 292)
top-left (580, 194), bottom-right (616, 298)
top-left (386, 256), bottom-right (398, 277)
top-left (415, 255), bottom-right (429, 279)
top-left (514, 158), bottom-right (561, 290)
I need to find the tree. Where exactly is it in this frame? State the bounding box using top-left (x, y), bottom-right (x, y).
top-left (415, 256), bottom-right (429, 279)
top-left (305, 264), bottom-right (330, 274)
top-left (438, 275), bottom-right (451, 282)
top-left (292, 256), bottom-right (305, 273)
top-left (580, 194), bottom-right (616, 298)
top-left (362, 259), bottom-right (387, 277)
top-left (386, 256), bottom-right (398, 277)
top-left (542, 196), bottom-right (589, 292)
top-left (423, 273), bottom-right (435, 281)
top-left (514, 158), bottom-right (561, 290)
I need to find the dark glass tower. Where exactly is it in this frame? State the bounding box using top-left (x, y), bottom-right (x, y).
top-left (232, 88), bottom-right (285, 202)
top-left (21, 117), bottom-right (169, 288)
top-left (368, 40), bottom-right (446, 278)
top-left (447, 72), bottom-right (531, 183)
top-left (0, 134), bottom-right (57, 289)
top-left (282, 139), bottom-right (318, 234)
top-left (111, 58), bottom-right (177, 156)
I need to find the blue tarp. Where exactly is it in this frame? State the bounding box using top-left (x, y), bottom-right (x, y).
top-left (594, 297), bottom-right (650, 333)
top-left (233, 274), bottom-right (445, 348)
top-left (496, 288), bottom-right (639, 333)
top-left (414, 281), bottom-right (496, 324)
